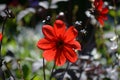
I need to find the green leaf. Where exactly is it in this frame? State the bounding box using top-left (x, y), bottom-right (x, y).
top-left (31, 75), bottom-right (41, 80)
top-left (117, 9), bottom-right (120, 17)
top-left (22, 64), bottom-right (30, 79)
top-left (109, 10), bottom-right (116, 17)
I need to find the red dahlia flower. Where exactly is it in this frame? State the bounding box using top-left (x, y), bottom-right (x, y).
top-left (93, 0), bottom-right (108, 26)
top-left (37, 20), bottom-right (81, 66)
top-left (0, 33), bottom-right (2, 41)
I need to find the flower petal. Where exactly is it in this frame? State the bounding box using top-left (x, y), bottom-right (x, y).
top-left (66, 40), bottom-right (81, 50)
top-left (94, 0), bottom-right (99, 7)
top-left (43, 48), bottom-right (56, 61)
top-left (64, 46), bottom-right (78, 63)
top-left (0, 33), bottom-right (2, 41)
top-left (55, 50), bottom-right (66, 66)
top-left (54, 20), bottom-right (66, 37)
top-left (97, 0), bottom-right (103, 11)
top-left (37, 38), bottom-right (55, 50)
top-left (97, 17), bottom-right (104, 26)
top-left (102, 8), bottom-right (108, 14)
top-left (64, 26), bottom-right (78, 42)
top-left (42, 25), bottom-right (55, 40)
top-left (100, 15), bottom-right (108, 20)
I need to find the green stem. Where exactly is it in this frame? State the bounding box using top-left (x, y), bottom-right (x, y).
top-left (17, 60), bottom-right (24, 80)
top-left (43, 58), bottom-right (46, 80)
top-left (61, 62), bottom-right (69, 79)
top-left (112, 0), bottom-right (119, 45)
top-left (50, 63), bottom-right (56, 80)
top-left (4, 61), bottom-right (15, 80)
top-left (0, 17), bottom-right (7, 67)
top-left (48, 0), bottom-right (52, 9)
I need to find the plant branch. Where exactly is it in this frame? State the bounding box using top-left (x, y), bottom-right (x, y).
top-left (0, 17), bottom-right (7, 67)
top-left (60, 62), bottom-right (69, 80)
top-left (112, 0), bottom-right (119, 45)
top-left (50, 63), bottom-right (55, 80)
top-left (43, 58), bottom-right (46, 80)
top-left (4, 61), bottom-right (15, 80)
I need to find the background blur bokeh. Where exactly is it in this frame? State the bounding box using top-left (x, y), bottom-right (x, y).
top-left (0, 0), bottom-right (120, 80)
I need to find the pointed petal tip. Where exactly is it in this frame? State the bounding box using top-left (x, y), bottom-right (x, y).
top-left (54, 19), bottom-right (66, 37)
top-left (64, 26), bottom-right (78, 42)
top-left (42, 25), bottom-right (55, 40)
top-left (54, 19), bottom-right (65, 28)
top-left (55, 20), bottom-right (64, 25)
top-left (37, 38), bottom-right (54, 50)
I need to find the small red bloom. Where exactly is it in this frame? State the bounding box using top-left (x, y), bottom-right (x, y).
top-left (8, 0), bottom-right (19, 7)
top-left (0, 33), bottom-right (2, 41)
top-left (93, 0), bottom-right (108, 26)
top-left (37, 20), bottom-right (81, 66)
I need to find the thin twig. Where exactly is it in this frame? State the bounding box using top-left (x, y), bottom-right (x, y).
top-left (112, 0), bottom-right (120, 68)
top-left (60, 62), bottom-right (69, 80)
top-left (64, 62), bottom-right (69, 74)
top-left (0, 8), bottom-right (16, 80)
top-left (0, 17), bottom-right (7, 59)
top-left (17, 60), bottom-right (24, 80)
top-left (0, 17), bottom-right (7, 68)
top-left (43, 58), bottom-right (46, 80)
top-left (4, 61), bottom-right (15, 80)
top-left (50, 63), bottom-right (55, 80)
top-left (78, 60), bottom-right (84, 80)
top-left (79, 70), bottom-right (83, 80)
top-left (48, 0), bottom-right (52, 9)
top-left (112, 0), bottom-right (119, 45)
